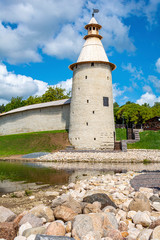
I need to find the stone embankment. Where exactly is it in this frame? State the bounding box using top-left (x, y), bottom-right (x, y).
top-left (1, 171), bottom-right (160, 239)
top-left (38, 149), bottom-right (160, 162)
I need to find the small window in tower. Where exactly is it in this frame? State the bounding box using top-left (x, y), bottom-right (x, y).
top-left (87, 100), bottom-right (89, 103)
top-left (89, 27), bottom-right (91, 30)
top-left (85, 76), bottom-right (87, 79)
top-left (93, 27), bottom-right (95, 30)
top-left (103, 97), bottom-right (109, 107)
top-left (93, 111), bottom-right (95, 114)
top-left (78, 87), bottom-right (80, 90)
top-left (94, 138), bottom-right (96, 140)
top-left (107, 76), bottom-right (109, 80)
top-left (96, 28), bottom-right (98, 31)
top-left (86, 122), bottom-right (88, 126)
top-left (91, 62), bottom-right (94, 66)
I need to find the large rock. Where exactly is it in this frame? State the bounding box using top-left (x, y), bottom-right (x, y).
top-left (19, 222), bottom-right (32, 236)
top-left (23, 226), bottom-right (46, 238)
top-left (83, 193), bottom-right (117, 209)
top-left (14, 236), bottom-right (27, 240)
top-left (19, 213), bottom-right (43, 228)
top-left (53, 205), bottom-right (77, 222)
top-left (0, 206), bottom-right (16, 222)
top-left (133, 211), bottom-right (151, 227)
top-left (0, 222), bottom-right (18, 240)
top-left (128, 228), bottom-right (140, 240)
top-left (149, 195), bottom-right (160, 203)
top-left (30, 205), bottom-right (54, 222)
top-left (152, 225), bottom-right (160, 239)
top-left (137, 229), bottom-right (153, 240)
top-left (128, 193), bottom-right (151, 212)
top-left (52, 194), bottom-right (82, 214)
top-left (72, 212), bottom-right (118, 240)
top-left (152, 202), bottom-right (160, 211)
top-left (45, 221), bottom-right (65, 236)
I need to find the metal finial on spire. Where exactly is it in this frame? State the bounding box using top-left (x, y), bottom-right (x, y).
top-left (92, 9), bottom-right (99, 17)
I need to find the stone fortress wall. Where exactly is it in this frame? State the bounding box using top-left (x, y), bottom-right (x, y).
top-left (0, 99), bottom-right (70, 135)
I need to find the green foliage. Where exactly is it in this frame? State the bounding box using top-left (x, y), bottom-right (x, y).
top-left (128, 130), bottom-right (160, 149)
top-left (5, 97), bottom-right (25, 112)
top-left (116, 128), bottom-right (127, 140)
top-left (143, 159), bottom-right (151, 164)
top-left (0, 130), bottom-right (67, 157)
top-left (115, 103), bottom-right (153, 125)
top-left (41, 86), bottom-right (70, 102)
top-left (25, 189), bottom-right (33, 196)
top-left (1, 86), bottom-right (70, 113)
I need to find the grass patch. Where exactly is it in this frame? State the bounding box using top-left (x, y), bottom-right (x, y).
top-left (0, 130), bottom-right (68, 157)
top-left (116, 128), bottom-right (127, 141)
top-left (128, 130), bottom-right (160, 149)
top-left (143, 159), bottom-right (152, 164)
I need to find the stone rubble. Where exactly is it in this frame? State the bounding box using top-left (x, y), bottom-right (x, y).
top-left (1, 171), bottom-right (160, 239)
top-left (38, 149), bottom-right (160, 162)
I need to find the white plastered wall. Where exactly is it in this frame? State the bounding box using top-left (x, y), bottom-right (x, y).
top-left (69, 62), bottom-right (115, 150)
top-left (0, 104), bottom-right (70, 135)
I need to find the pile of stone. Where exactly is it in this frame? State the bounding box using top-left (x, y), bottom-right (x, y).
top-left (1, 171), bottom-right (160, 240)
top-left (38, 149), bottom-right (160, 162)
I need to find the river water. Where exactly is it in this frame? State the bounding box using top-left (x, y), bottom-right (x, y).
top-left (1, 160), bottom-right (160, 195)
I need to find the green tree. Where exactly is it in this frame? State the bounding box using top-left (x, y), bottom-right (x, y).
top-left (5, 97), bottom-right (24, 112)
top-left (0, 104), bottom-right (5, 113)
top-left (41, 86), bottom-right (70, 102)
top-left (23, 95), bottom-right (42, 106)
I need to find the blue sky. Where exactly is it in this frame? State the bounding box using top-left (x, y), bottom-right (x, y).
top-left (0, 0), bottom-right (160, 106)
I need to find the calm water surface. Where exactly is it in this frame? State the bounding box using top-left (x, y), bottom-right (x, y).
top-left (0, 160), bottom-right (160, 194)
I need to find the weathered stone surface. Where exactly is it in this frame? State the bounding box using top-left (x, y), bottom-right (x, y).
top-left (19, 222), bottom-right (32, 236)
top-left (53, 205), bottom-right (77, 222)
top-left (150, 218), bottom-right (160, 229)
top-left (23, 226), bottom-right (46, 238)
top-left (65, 221), bottom-right (72, 233)
top-left (19, 213), bottom-right (43, 228)
top-left (72, 212), bottom-right (118, 240)
top-left (83, 203), bottom-right (101, 214)
top-left (152, 225), bottom-right (160, 239)
top-left (152, 202), bottom-right (160, 211)
top-left (118, 221), bottom-right (128, 232)
top-left (102, 206), bottom-right (117, 215)
top-left (128, 193), bottom-right (151, 212)
top-left (137, 229), bottom-right (153, 240)
top-left (52, 195), bottom-right (82, 214)
top-left (133, 211), bottom-right (151, 227)
top-left (46, 221), bottom-right (65, 236)
top-left (150, 195), bottom-right (160, 203)
top-left (0, 222), bottom-right (18, 240)
top-left (127, 210), bottom-right (136, 220)
top-left (0, 206), bottom-right (16, 222)
top-left (35, 235), bottom-right (74, 240)
top-left (105, 229), bottom-right (123, 240)
top-left (81, 231), bottom-right (101, 240)
top-left (128, 228), bottom-right (140, 240)
top-left (30, 205), bottom-right (54, 222)
top-left (14, 236), bottom-right (26, 240)
top-left (27, 235), bottom-right (36, 240)
top-left (45, 191), bottom-right (59, 197)
top-left (83, 193), bottom-right (117, 209)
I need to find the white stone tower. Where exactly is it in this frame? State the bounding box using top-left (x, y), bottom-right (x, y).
top-left (69, 14), bottom-right (116, 150)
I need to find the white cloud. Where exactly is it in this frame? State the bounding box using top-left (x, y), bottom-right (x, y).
top-left (148, 75), bottom-right (160, 92)
top-left (136, 92), bottom-right (160, 106)
top-left (54, 78), bottom-right (72, 94)
top-left (156, 58), bottom-right (160, 73)
top-left (0, 63), bottom-right (48, 102)
top-left (0, 0), bottom-right (159, 64)
top-left (143, 85), bottom-right (153, 93)
top-left (112, 83), bottom-right (124, 102)
top-left (122, 63), bottom-right (144, 80)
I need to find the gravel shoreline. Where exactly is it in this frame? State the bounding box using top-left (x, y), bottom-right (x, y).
top-left (38, 149), bottom-right (160, 162)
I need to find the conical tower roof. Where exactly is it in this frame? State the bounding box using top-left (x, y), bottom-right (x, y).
top-left (69, 17), bottom-right (116, 71)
